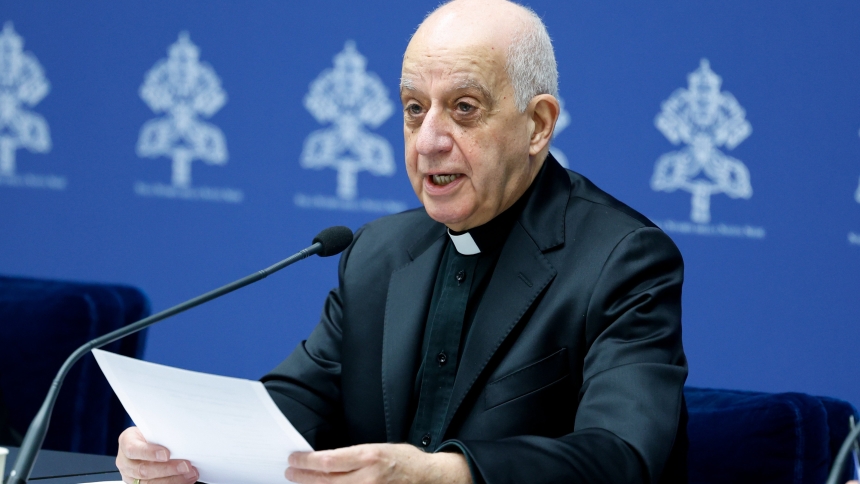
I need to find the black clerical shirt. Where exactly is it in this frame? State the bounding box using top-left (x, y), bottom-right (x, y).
top-left (407, 191), bottom-right (530, 453)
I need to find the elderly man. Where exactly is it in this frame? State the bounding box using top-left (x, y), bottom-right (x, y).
top-left (116, 0), bottom-right (688, 483)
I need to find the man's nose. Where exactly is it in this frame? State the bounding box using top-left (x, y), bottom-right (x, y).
top-left (414, 107), bottom-right (453, 156)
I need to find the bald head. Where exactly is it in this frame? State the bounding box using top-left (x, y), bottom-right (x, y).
top-left (404, 0), bottom-right (558, 112)
top-left (413, 0), bottom-right (527, 53)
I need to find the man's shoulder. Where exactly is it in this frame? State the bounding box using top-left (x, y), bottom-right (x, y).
top-left (565, 169), bottom-right (657, 233)
top-left (524, 156), bottom-right (661, 249)
top-left (548, 167), bottom-right (680, 266)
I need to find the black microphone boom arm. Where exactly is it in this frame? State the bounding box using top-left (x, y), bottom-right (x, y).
top-left (6, 225), bottom-right (353, 484)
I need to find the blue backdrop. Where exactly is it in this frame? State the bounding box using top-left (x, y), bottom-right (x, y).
top-left (2, 1), bottom-right (859, 406)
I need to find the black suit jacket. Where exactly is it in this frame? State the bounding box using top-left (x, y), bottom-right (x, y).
top-left (263, 155), bottom-right (688, 483)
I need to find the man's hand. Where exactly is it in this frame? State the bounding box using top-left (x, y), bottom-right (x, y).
top-left (116, 427), bottom-right (199, 484)
top-left (286, 443), bottom-right (472, 484)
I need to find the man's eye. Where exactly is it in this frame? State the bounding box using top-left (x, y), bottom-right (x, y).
top-left (406, 104), bottom-right (423, 115)
top-left (457, 102), bottom-right (474, 113)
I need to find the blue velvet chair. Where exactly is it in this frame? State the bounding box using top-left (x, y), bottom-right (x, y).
top-left (0, 276), bottom-right (150, 456)
top-left (686, 386), bottom-right (860, 484)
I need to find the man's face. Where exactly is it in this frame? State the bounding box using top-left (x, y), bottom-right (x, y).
top-left (400, 34), bottom-right (534, 231)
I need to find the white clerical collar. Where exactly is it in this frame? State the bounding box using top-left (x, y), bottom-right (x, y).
top-left (447, 229), bottom-right (481, 255)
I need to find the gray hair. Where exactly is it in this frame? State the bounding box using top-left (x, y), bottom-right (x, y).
top-left (505, 5), bottom-right (559, 112)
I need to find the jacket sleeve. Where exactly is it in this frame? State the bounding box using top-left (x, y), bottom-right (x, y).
top-left (448, 226), bottom-right (688, 484)
top-left (260, 227), bottom-right (364, 450)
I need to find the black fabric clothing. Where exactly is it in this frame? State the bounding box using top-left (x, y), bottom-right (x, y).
top-left (262, 154), bottom-right (688, 483)
top-left (408, 191), bottom-right (526, 452)
top-left (408, 244), bottom-right (478, 451)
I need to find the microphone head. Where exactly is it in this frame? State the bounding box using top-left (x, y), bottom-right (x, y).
top-left (312, 226), bottom-right (354, 257)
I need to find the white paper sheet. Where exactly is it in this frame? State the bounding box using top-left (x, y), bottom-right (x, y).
top-left (92, 349), bottom-right (312, 484)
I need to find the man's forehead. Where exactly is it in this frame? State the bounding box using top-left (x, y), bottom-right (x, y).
top-left (400, 73), bottom-right (495, 102)
top-left (401, 47), bottom-right (505, 95)
top-left (400, 0), bottom-right (528, 99)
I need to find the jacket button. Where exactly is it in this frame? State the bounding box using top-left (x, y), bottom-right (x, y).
top-left (421, 434), bottom-right (432, 447)
top-left (456, 270), bottom-right (466, 283)
top-left (437, 352), bottom-right (448, 366)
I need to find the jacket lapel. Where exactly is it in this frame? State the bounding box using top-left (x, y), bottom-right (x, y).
top-left (381, 223), bottom-right (446, 442)
top-left (440, 223), bottom-right (557, 436)
top-left (441, 154), bottom-right (571, 437)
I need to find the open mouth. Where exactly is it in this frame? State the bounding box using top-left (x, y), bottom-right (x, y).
top-left (430, 174), bottom-right (461, 186)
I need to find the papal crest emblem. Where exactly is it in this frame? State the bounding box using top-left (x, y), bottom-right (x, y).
top-left (652, 59), bottom-right (753, 224)
top-left (0, 22), bottom-right (64, 190)
top-left (134, 32), bottom-right (239, 203)
top-left (137, 32), bottom-right (228, 188)
top-left (301, 40), bottom-right (395, 201)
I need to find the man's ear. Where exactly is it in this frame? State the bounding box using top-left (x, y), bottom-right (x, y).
top-left (527, 94), bottom-right (560, 157)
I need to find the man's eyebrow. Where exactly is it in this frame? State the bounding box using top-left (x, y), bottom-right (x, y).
top-left (400, 77), bottom-right (416, 92)
top-left (455, 79), bottom-right (494, 103)
top-left (398, 77), bottom-right (495, 105)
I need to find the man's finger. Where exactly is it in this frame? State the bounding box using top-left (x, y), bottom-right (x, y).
top-left (126, 472), bottom-right (200, 484)
top-left (285, 466), bottom-right (349, 484)
top-left (122, 460), bottom-right (196, 481)
top-left (120, 428), bottom-right (170, 462)
top-left (289, 446), bottom-right (379, 473)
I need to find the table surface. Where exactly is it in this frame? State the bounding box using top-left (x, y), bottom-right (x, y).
top-left (3, 446), bottom-right (121, 484)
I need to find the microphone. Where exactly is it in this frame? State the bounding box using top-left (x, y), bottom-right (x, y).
top-left (826, 420), bottom-right (860, 484)
top-left (5, 226), bottom-right (353, 484)
top-left (313, 225), bottom-right (355, 257)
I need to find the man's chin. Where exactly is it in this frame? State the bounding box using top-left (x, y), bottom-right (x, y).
top-left (424, 205), bottom-right (472, 230)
